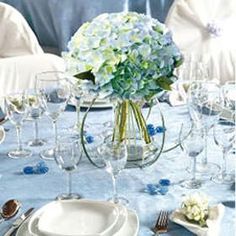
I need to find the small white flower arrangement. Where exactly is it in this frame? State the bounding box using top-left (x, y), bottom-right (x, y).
top-left (181, 192), bottom-right (209, 227)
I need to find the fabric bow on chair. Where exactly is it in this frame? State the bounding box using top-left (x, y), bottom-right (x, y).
top-left (165, 0), bottom-right (236, 85)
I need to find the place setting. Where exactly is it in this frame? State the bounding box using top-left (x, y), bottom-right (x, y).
top-left (0, 1), bottom-right (235, 236)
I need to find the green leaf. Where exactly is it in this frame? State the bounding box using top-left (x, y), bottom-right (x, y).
top-left (156, 76), bottom-right (174, 91)
top-left (174, 57), bottom-right (184, 68)
top-left (74, 70), bottom-right (95, 84)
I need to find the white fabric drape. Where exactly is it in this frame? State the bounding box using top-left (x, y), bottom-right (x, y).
top-left (0, 2), bottom-right (43, 57)
top-left (166, 0), bottom-right (236, 84)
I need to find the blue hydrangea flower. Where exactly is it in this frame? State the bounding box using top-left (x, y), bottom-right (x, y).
top-left (64, 12), bottom-right (183, 102)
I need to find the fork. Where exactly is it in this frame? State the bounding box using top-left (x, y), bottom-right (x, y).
top-left (152, 210), bottom-right (169, 235)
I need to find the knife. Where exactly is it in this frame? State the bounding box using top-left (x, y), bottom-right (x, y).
top-left (3, 208), bottom-right (34, 236)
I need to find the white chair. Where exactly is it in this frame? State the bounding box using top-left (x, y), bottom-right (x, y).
top-left (165, 0), bottom-right (236, 84)
top-left (0, 3), bottom-right (65, 99)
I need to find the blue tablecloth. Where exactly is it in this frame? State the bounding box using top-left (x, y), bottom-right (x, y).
top-left (0, 0), bottom-right (173, 53)
top-left (0, 103), bottom-right (235, 235)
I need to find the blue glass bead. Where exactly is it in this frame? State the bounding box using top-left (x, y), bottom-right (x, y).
top-left (36, 161), bottom-right (47, 168)
top-left (159, 186), bottom-right (169, 195)
top-left (23, 166), bottom-right (34, 175)
top-left (86, 135), bottom-right (94, 144)
top-left (156, 126), bottom-right (166, 133)
top-left (145, 184), bottom-right (159, 195)
top-left (37, 166), bottom-right (49, 174)
top-left (147, 124), bottom-right (156, 136)
top-left (159, 179), bottom-right (171, 186)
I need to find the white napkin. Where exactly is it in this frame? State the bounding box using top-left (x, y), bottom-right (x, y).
top-left (168, 82), bottom-right (188, 106)
top-left (0, 126), bottom-right (5, 144)
top-left (170, 204), bottom-right (225, 236)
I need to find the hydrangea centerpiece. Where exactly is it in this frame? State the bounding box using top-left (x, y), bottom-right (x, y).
top-left (64, 12), bottom-right (182, 167)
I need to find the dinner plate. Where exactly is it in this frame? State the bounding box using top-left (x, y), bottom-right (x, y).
top-left (0, 126), bottom-right (5, 144)
top-left (16, 206), bottom-right (138, 236)
top-left (70, 97), bottom-right (112, 109)
top-left (27, 199), bottom-right (121, 236)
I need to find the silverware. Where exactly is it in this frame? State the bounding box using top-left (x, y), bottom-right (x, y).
top-left (3, 208), bottom-right (34, 236)
top-left (0, 199), bottom-right (21, 224)
top-left (152, 210), bottom-right (169, 235)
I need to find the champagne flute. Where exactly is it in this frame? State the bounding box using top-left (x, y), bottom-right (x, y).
top-left (179, 124), bottom-right (204, 189)
top-left (36, 71), bottom-right (71, 160)
top-left (98, 140), bottom-right (128, 205)
top-left (212, 120), bottom-right (235, 184)
top-left (26, 90), bottom-right (46, 146)
top-left (54, 137), bottom-right (82, 199)
top-left (5, 93), bottom-right (32, 158)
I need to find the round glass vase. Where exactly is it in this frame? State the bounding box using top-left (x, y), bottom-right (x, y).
top-left (81, 98), bottom-right (166, 169)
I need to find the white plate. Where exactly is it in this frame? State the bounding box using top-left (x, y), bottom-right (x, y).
top-left (70, 97), bottom-right (112, 109)
top-left (0, 126), bottom-right (5, 144)
top-left (16, 206), bottom-right (138, 236)
top-left (28, 200), bottom-right (120, 236)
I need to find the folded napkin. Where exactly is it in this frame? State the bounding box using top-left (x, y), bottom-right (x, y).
top-left (168, 82), bottom-right (188, 106)
top-left (170, 204), bottom-right (225, 236)
top-left (0, 126), bottom-right (5, 144)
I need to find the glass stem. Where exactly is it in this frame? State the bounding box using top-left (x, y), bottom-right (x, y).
top-left (53, 120), bottom-right (58, 147)
top-left (34, 119), bottom-right (39, 141)
top-left (68, 172), bottom-right (72, 196)
top-left (191, 156), bottom-right (197, 181)
top-left (16, 125), bottom-right (23, 151)
top-left (221, 149), bottom-right (227, 178)
top-left (202, 128), bottom-right (208, 165)
top-left (75, 97), bottom-right (81, 131)
top-left (112, 175), bottom-right (118, 204)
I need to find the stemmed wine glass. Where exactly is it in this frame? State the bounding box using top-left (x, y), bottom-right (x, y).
top-left (98, 140), bottom-right (128, 205)
top-left (67, 84), bottom-right (83, 137)
top-left (179, 124), bottom-right (204, 189)
top-left (187, 81), bottom-right (222, 175)
top-left (221, 81), bottom-right (236, 112)
top-left (212, 120), bottom-right (235, 184)
top-left (35, 71), bottom-right (71, 160)
top-left (5, 93), bottom-right (32, 158)
top-left (54, 136), bottom-right (82, 199)
top-left (26, 90), bottom-right (46, 146)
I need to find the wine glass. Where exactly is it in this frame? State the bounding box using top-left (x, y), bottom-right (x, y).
top-left (54, 136), bottom-right (82, 200)
top-left (179, 124), bottom-right (204, 189)
top-left (67, 84), bottom-right (83, 137)
top-left (35, 71), bottom-right (71, 160)
top-left (221, 81), bottom-right (236, 111)
top-left (187, 81), bottom-right (222, 175)
top-left (26, 90), bottom-right (46, 146)
top-left (5, 93), bottom-right (32, 158)
top-left (98, 140), bottom-right (128, 205)
top-left (212, 120), bottom-right (235, 184)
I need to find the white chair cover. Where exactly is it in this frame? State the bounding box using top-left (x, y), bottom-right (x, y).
top-left (165, 0), bottom-right (236, 84)
top-left (0, 54), bottom-right (65, 98)
top-left (0, 2), bottom-right (43, 57)
top-left (0, 3), bottom-right (65, 105)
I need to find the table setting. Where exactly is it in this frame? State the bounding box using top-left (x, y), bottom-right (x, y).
top-left (0, 10), bottom-right (235, 236)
